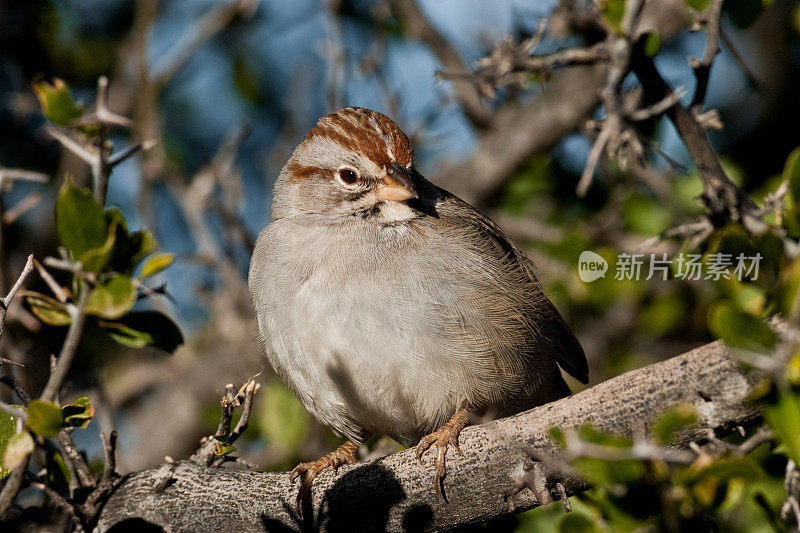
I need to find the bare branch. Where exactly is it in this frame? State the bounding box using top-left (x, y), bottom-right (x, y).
top-left (40, 287), bottom-right (91, 402)
top-left (442, 41), bottom-right (609, 98)
top-left (628, 88), bottom-right (686, 121)
top-left (33, 258), bottom-right (71, 303)
top-left (149, 0), bottom-right (260, 87)
top-left (577, 118), bottom-right (614, 197)
top-left (47, 127), bottom-right (95, 167)
top-left (2, 191), bottom-right (43, 225)
top-left (0, 457), bottom-right (28, 515)
top-left (56, 429), bottom-right (94, 489)
top-left (0, 168), bottom-right (49, 187)
top-left (0, 375), bottom-right (31, 404)
top-left (0, 400), bottom-right (26, 420)
top-left (191, 378), bottom-right (260, 467)
top-left (107, 139), bottom-right (158, 167)
top-left (98, 341), bottom-right (760, 531)
top-left (390, 0), bottom-right (491, 128)
top-left (690, 0), bottom-right (724, 107)
top-left (0, 254), bottom-right (35, 342)
top-left (632, 54), bottom-right (758, 228)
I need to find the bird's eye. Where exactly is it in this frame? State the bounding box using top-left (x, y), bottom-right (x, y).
top-left (336, 168), bottom-right (361, 188)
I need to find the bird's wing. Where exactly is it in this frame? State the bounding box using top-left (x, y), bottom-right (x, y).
top-left (433, 188), bottom-right (589, 384)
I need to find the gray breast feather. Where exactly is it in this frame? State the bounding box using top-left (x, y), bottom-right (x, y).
top-left (249, 190), bottom-right (584, 444)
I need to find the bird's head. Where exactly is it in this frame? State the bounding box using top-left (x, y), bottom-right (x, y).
top-left (272, 107), bottom-right (421, 223)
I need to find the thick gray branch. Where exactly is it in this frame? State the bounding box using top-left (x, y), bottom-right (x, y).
top-left (98, 341), bottom-right (759, 532)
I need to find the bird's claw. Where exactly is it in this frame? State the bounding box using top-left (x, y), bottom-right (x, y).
top-left (289, 440), bottom-right (359, 516)
top-left (415, 408), bottom-right (469, 497)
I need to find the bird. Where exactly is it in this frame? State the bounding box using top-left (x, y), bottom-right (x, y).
top-left (248, 106), bottom-right (588, 510)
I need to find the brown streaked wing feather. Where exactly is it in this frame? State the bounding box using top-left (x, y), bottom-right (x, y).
top-left (435, 187), bottom-right (589, 384)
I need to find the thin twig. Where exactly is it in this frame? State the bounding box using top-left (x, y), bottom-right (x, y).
top-left (0, 456), bottom-right (28, 514)
top-left (0, 168), bottom-right (49, 186)
top-left (0, 254), bottom-right (35, 341)
top-left (30, 481), bottom-right (78, 521)
top-left (441, 41), bottom-right (609, 98)
top-left (628, 88), bottom-right (686, 122)
top-left (735, 426), bottom-right (773, 457)
top-left (2, 192), bottom-right (43, 225)
top-left (100, 431), bottom-right (118, 486)
top-left (390, 0), bottom-right (490, 127)
top-left (577, 120), bottom-right (613, 197)
top-left (33, 258), bottom-right (71, 303)
top-left (632, 53), bottom-right (758, 228)
top-left (40, 287), bottom-right (91, 402)
top-left (107, 139), bottom-right (158, 167)
top-left (56, 429), bottom-right (94, 489)
top-left (0, 375), bottom-right (31, 404)
top-left (227, 380), bottom-right (258, 443)
top-left (690, 0), bottom-right (724, 107)
top-left (0, 400), bottom-right (26, 420)
top-left (46, 127), bottom-right (95, 167)
top-left (72, 76), bottom-right (133, 129)
top-left (150, 0), bottom-right (260, 86)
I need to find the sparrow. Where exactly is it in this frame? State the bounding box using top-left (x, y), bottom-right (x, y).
top-left (249, 106), bottom-right (588, 509)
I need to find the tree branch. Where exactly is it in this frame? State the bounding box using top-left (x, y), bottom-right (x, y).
top-left (435, 0), bottom-right (691, 206)
top-left (98, 341), bottom-right (760, 531)
top-left (389, 0), bottom-right (491, 129)
top-left (631, 52), bottom-right (759, 228)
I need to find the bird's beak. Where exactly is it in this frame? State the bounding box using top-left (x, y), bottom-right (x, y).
top-left (376, 163), bottom-right (419, 202)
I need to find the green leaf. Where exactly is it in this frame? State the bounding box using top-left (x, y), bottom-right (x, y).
top-left (24, 292), bottom-right (71, 326)
top-left (99, 311), bottom-right (183, 352)
top-left (763, 389), bottom-right (800, 464)
top-left (786, 354), bottom-right (800, 386)
top-left (80, 217), bottom-right (119, 273)
top-left (104, 209), bottom-right (158, 274)
top-left (643, 32), bottom-right (661, 57)
top-left (44, 449), bottom-right (70, 494)
top-left (559, 513), bottom-right (602, 533)
top-left (33, 78), bottom-right (83, 125)
top-left (691, 456), bottom-right (766, 484)
top-left (572, 455), bottom-right (646, 486)
top-left (140, 253), bottom-right (174, 279)
top-left (685, 0), bottom-right (712, 9)
top-left (62, 397), bottom-right (94, 429)
top-left (56, 178), bottom-right (108, 260)
top-left (215, 444), bottom-right (237, 457)
top-left (0, 409), bottom-right (18, 479)
top-left (130, 230), bottom-right (158, 265)
top-left (652, 403), bottom-right (697, 445)
top-left (578, 424), bottom-right (632, 448)
top-left (86, 275), bottom-right (137, 320)
top-left (2, 431), bottom-right (34, 472)
top-left (600, 0), bottom-right (625, 32)
top-left (783, 147), bottom-right (800, 205)
top-left (105, 324), bottom-right (154, 349)
top-left (26, 399), bottom-right (64, 438)
top-left (257, 380), bottom-right (310, 454)
top-left (709, 302), bottom-right (777, 352)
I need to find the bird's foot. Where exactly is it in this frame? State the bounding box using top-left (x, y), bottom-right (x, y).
top-left (416, 407), bottom-right (469, 498)
top-left (289, 440), bottom-right (359, 515)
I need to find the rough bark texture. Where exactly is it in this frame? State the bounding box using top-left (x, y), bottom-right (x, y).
top-left (97, 341), bottom-right (759, 532)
